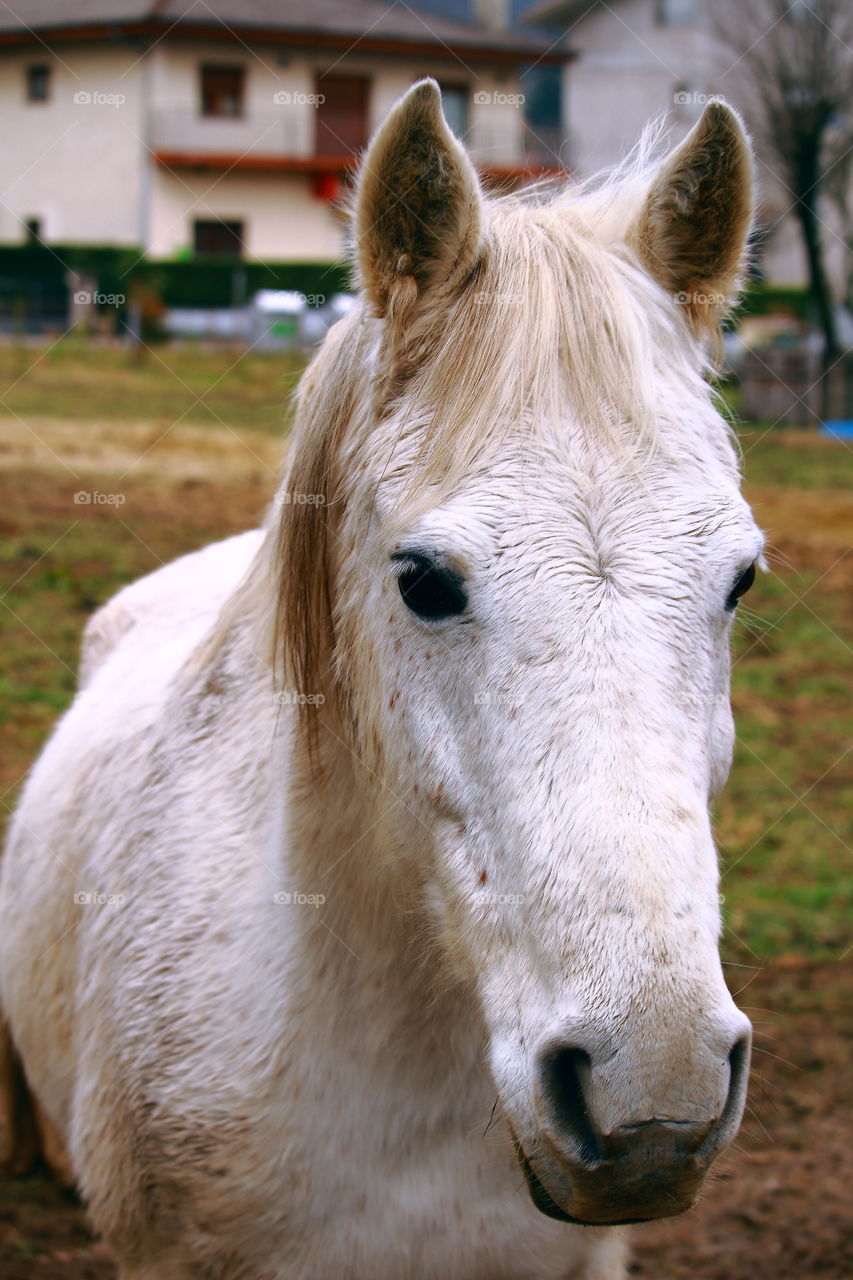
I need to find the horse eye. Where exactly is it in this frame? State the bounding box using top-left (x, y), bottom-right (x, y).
top-left (393, 554), bottom-right (467, 621)
top-left (726, 561), bottom-right (756, 611)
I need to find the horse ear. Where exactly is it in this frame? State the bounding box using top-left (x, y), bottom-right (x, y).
top-left (355, 79), bottom-right (483, 323)
top-left (632, 102), bottom-right (754, 333)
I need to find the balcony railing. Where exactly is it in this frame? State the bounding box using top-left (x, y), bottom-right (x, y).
top-left (147, 109), bottom-right (565, 176)
top-left (148, 108), bottom-right (314, 160)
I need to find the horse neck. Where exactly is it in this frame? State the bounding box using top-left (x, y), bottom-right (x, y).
top-left (280, 715), bottom-right (486, 1073)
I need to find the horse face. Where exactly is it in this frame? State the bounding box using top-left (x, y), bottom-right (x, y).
top-left (354, 429), bottom-right (760, 1224)
top-left (281, 80), bottom-right (761, 1225)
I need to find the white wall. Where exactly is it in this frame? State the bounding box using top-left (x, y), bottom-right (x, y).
top-left (563, 0), bottom-right (709, 175)
top-left (148, 168), bottom-right (345, 261)
top-left (0, 44), bottom-right (145, 246)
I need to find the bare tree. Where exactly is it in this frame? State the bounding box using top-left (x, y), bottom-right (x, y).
top-left (824, 131), bottom-right (853, 313)
top-left (716, 0), bottom-right (853, 367)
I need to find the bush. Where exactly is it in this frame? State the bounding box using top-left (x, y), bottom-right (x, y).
top-left (0, 244), bottom-right (354, 327)
top-left (148, 260), bottom-right (352, 308)
top-left (734, 282), bottom-right (813, 325)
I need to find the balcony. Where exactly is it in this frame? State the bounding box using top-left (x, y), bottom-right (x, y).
top-left (149, 108), bottom-right (316, 167)
top-left (147, 109), bottom-right (566, 182)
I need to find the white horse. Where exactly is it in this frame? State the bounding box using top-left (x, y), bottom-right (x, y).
top-left (0, 82), bottom-right (762, 1279)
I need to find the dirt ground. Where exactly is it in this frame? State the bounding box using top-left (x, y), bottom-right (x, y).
top-left (630, 962), bottom-right (852, 1279)
top-left (0, 964), bottom-right (849, 1279)
top-left (0, 421), bottom-right (850, 1279)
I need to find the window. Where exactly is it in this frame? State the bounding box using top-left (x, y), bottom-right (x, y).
top-left (200, 65), bottom-right (245, 118)
top-left (24, 217), bottom-right (42, 243)
top-left (26, 64), bottom-right (50, 103)
top-left (787, 0), bottom-right (817, 19)
top-left (193, 219), bottom-right (244, 258)
top-left (518, 64), bottom-right (562, 165)
top-left (315, 75), bottom-right (370, 157)
top-left (439, 85), bottom-right (469, 140)
top-left (655, 0), bottom-right (696, 26)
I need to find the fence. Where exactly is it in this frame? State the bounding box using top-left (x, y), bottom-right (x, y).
top-left (0, 276), bottom-right (68, 334)
top-left (739, 347), bottom-right (853, 427)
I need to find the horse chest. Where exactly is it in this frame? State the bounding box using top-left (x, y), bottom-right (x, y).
top-left (148, 1026), bottom-right (586, 1278)
top-left (233, 1106), bottom-right (590, 1279)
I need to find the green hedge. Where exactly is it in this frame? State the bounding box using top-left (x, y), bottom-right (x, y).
top-left (0, 245), bottom-right (353, 309)
top-left (148, 259), bottom-right (352, 308)
top-left (734, 282), bottom-right (812, 323)
top-left (0, 247), bottom-right (811, 322)
top-left (0, 245), bottom-right (141, 304)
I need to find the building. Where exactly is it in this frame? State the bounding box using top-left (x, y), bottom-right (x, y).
top-left (0, 0), bottom-right (569, 265)
top-left (523, 0), bottom-right (849, 290)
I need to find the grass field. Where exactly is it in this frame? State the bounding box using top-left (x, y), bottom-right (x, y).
top-left (0, 340), bottom-right (850, 966)
top-left (0, 340), bottom-right (851, 1280)
top-left (0, 336), bottom-right (306, 435)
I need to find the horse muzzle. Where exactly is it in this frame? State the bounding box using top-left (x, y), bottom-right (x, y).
top-left (515, 1116), bottom-right (713, 1225)
top-left (511, 1029), bottom-right (751, 1226)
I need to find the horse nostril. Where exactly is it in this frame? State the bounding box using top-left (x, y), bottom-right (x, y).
top-left (699, 1030), bottom-right (752, 1161)
top-left (728, 1032), bottom-right (751, 1097)
top-left (539, 1047), bottom-right (602, 1167)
